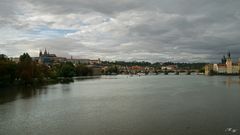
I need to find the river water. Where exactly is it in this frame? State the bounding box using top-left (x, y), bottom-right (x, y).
top-left (0, 75), bottom-right (240, 135)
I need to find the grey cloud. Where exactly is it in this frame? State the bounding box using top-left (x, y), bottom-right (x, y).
top-left (26, 0), bottom-right (144, 15)
top-left (1, 0), bottom-right (240, 62)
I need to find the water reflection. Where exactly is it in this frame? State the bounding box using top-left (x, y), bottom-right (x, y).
top-left (0, 85), bottom-right (47, 104)
top-left (0, 76), bottom-right (100, 104)
top-left (59, 78), bottom-right (74, 84)
top-left (1, 76), bottom-right (240, 135)
top-left (61, 84), bottom-right (71, 94)
top-left (74, 76), bottom-right (101, 81)
top-left (1, 76), bottom-right (240, 105)
top-left (224, 76), bottom-right (240, 88)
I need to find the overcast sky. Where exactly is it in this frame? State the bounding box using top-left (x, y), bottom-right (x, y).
top-left (1, 0), bottom-right (240, 62)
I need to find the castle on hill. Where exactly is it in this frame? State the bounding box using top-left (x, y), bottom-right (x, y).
top-left (37, 49), bottom-right (101, 65)
top-left (38, 49), bottom-right (58, 65)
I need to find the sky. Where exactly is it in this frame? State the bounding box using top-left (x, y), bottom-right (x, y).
top-left (1, 0), bottom-right (240, 62)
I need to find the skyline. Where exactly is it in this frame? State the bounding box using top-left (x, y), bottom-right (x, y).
top-left (1, 0), bottom-right (240, 62)
top-left (3, 49), bottom-right (240, 64)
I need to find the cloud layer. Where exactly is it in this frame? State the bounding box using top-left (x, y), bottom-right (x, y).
top-left (1, 0), bottom-right (240, 62)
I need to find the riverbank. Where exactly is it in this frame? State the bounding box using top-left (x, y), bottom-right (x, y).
top-left (0, 76), bottom-right (104, 89)
top-left (0, 77), bottom-right (73, 88)
top-left (207, 73), bottom-right (240, 76)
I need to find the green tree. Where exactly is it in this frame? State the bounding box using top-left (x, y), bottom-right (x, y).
top-left (58, 62), bottom-right (76, 77)
top-left (17, 53), bottom-right (34, 85)
top-left (105, 65), bottom-right (119, 75)
top-left (0, 55), bottom-right (17, 87)
top-left (75, 64), bottom-right (93, 76)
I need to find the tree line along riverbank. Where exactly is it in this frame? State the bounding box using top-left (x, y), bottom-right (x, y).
top-left (0, 53), bottom-right (93, 88)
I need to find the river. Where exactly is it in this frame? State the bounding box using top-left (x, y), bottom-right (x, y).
top-left (0, 75), bottom-right (240, 135)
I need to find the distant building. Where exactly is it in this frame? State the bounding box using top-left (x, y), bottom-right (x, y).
top-left (67, 57), bottom-right (101, 65)
top-left (205, 52), bottom-right (240, 75)
top-left (89, 58), bottom-right (101, 65)
top-left (127, 66), bottom-right (145, 74)
top-left (239, 58), bottom-right (240, 67)
top-left (161, 65), bottom-right (177, 70)
top-left (52, 57), bottom-right (67, 64)
top-left (38, 49), bottom-right (71, 65)
top-left (39, 49), bottom-right (57, 65)
top-left (9, 49), bottom-right (101, 66)
top-left (205, 64), bottom-right (214, 75)
top-left (0, 54), bottom-right (7, 59)
top-left (213, 64), bottom-right (226, 73)
top-left (67, 58), bottom-right (90, 65)
top-left (10, 57), bottom-right (20, 63)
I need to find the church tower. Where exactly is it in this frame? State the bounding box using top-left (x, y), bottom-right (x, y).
top-left (221, 55), bottom-right (226, 64)
top-left (226, 52), bottom-right (232, 74)
top-left (227, 51), bottom-right (231, 59)
top-left (39, 50), bottom-right (42, 57)
top-left (44, 48), bottom-right (47, 55)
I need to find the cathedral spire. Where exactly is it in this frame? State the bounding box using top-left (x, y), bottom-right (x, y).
top-left (222, 55), bottom-right (226, 64)
top-left (227, 51), bottom-right (231, 59)
top-left (44, 48), bottom-right (47, 55)
top-left (39, 50), bottom-right (42, 57)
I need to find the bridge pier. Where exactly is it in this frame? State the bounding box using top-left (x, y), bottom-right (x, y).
top-left (175, 71), bottom-right (179, 75)
top-left (186, 71), bottom-right (191, 75)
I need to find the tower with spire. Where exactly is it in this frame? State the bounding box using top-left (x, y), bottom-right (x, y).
top-left (226, 51), bottom-right (233, 74)
top-left (38, 48), bottom-right (57, 65)
top-left (39, 50), bottom-right (42, 57)
top-left (44, 48), bottom-right (47, 55)
top-left (221, 55), bottom-right (226, 64)
top-left (227, 51), bottom-right (231, 59)
top-left (208, 51), bottom-right (240, 75)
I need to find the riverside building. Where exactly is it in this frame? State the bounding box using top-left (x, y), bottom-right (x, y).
top-left (205, 52), bottom-right (240, 75)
